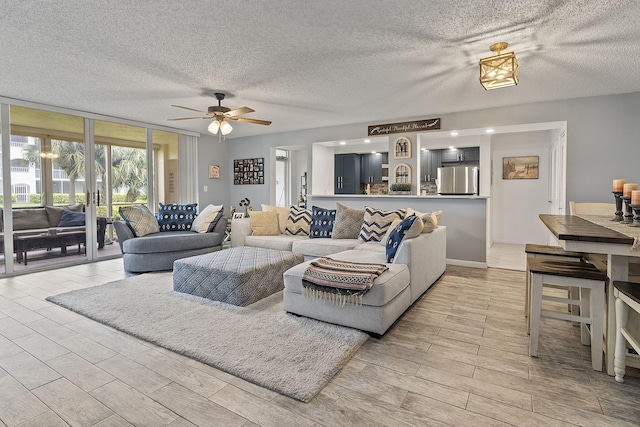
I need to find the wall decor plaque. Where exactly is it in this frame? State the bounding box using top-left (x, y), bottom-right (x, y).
top-left (368, 118), bottom-right (441, 136)
top-left (234, 157), bottom-right (264, 185)
top-left (208, 164), bottom-right (220, 179)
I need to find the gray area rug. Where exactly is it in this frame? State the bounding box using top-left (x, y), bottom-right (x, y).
top-left (47, 273), bottom-right (368, 402)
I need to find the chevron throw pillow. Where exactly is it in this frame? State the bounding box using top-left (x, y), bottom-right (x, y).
top-left (358, 206), bottom-right (405, 242)
top-left (285, 205), bottom-right (312, 236)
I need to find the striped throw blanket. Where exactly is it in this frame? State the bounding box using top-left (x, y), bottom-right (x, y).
top-left (302, 257), bottom-right (389, 306)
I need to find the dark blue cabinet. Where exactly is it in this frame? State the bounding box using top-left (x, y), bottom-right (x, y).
top-left (335, 154), bottom-right (361, 194)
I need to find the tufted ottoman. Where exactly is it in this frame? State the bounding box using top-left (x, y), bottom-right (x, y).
top-left (173, 247), bottom-right (304, 306)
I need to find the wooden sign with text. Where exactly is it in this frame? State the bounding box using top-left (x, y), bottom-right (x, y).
top-left (368, 118), bottom-right (441, 136)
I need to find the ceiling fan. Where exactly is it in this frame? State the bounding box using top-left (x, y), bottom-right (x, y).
top-left (168, 92), bottom-right (271, 137)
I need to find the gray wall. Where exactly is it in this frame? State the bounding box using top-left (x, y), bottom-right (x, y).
top-left (198, 91), bottom-right (640, 211)
top-left (195, 91), bottom-right (640, 261)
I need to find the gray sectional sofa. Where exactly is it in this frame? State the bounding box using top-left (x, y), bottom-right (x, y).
top-left (231, 216), bottom-right (446, 334)
top-left (114, 217), bottom-right (227, 273)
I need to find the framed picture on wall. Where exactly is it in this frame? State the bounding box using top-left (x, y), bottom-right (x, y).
top-left (208, 164), bottom-right (220, 179)
top-left (233, 157), bottom-right (265, 184)
top-left (503, 156), bottom-right (539, 179)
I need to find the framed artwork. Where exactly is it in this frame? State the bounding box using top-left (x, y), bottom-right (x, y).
top-left (393, 163), bottom-right (411, 184)
top-left (233, 157), bottom-right (265, 184)
top-left (208, 164), bottom-right (220, 179)
top-left (394, 136), bottom-right (411, 159)
top-left (503, 156), bottom-right (539, 179)
top-left (232, 212), bottom-right (246, 219)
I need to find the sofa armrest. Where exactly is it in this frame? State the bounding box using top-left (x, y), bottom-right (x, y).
top-left (113, 221), bottom-right (134, 253)
top-left (231, 217), bottom-right (252, 247)
top-left (394, 226), bottom-right (447, 303)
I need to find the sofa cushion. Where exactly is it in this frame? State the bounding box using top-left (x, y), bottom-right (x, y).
top-left (284, 250), bottom-right (409, 307)
top-left (359, 206), bottom-right (405, 242)
top-left (331, 203), bottom-right (365, 239)
top-left (249, 210), bottom-right (280, 236)
top-left (157, 203), bottom-right (197, 232)
top-left (309, 206), bottom-right (336, 238)
top-left (58, 210), bottom-right (85, 227)
top-left (119, 205), bottom-right (160, 237)
top-left (45, 204), bottom-right (84, 227)
top-left (123, 231), bottom-right (222, 254)
top-left (13, 208), bottom-right (50, 230)
top-left (379, 215), bottom-right (424, 245)
top-left (191, 204), bottom-right (224, 233)
top-left (262, 204), bottom-right (290, 234)
top-left (386, 215), bottom-right (418, 263)
top-left (292, 238), bottom-right (361, 258)
top-left (245, 234), bottom-right (307, 251)
top-left (285, 205), bottom-right (311, 236)
top-left (354, 241), bottom-right (385, 253)
top-left (406, 208), bottom-right (441, 233)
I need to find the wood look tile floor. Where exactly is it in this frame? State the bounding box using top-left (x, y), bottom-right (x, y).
top-left (1, 260), bottom-right (639, 426)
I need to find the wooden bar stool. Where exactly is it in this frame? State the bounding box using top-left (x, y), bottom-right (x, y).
top-left (528, 259), bottom-right (607, 371)
top-left (524, 244), bottom-right (584, 319)
top-left (613, 281), bottom-right (640, 382)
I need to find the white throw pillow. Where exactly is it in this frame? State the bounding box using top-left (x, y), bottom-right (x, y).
top-left (191, 204), bottom-right (224, 233)
top-left (406, 208), bottom-right (441, 233)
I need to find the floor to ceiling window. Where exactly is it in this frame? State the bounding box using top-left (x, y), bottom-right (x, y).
top-left (0, 100), bottom-right (194, 276)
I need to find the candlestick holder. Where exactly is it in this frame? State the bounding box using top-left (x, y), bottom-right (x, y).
top-left (630, 204), bottom-right (640, 227)
top-left (622, 196), bottom-right (634, 224)
top-left (613, 191), bottom-right (624, 221)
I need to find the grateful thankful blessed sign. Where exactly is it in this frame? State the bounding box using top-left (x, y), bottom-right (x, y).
top-left (367, 118), bottom-right (441, 136)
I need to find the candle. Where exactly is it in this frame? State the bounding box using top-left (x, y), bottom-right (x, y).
top-left (632, 190), bottom-right (640, 205)
top-left (623, 183), bottom-right (638, 197)
top-left (613, 179), bottom-right (626, 192)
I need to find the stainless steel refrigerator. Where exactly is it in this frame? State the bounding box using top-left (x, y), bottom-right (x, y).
top-left (436, 166), bottom-right (479, 195)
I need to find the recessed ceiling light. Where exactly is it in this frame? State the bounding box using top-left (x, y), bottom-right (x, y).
top-left (371, 151), bottom-right (377, 154)
top-left (450, 131), bottom-right (459, 136)
top-left (449, 146), bottom-right (456, 150)
top-left (339, 141), bottom-right (346, 145)
top-left (486, 128), bottom-right (495, 133)
top-left (364, 139), bottom-right (371, 143)
top-left (421, 148), bottom-right (427, 151)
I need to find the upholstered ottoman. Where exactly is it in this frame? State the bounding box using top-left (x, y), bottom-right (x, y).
top-left (173, 247), bottom-right (304, 306)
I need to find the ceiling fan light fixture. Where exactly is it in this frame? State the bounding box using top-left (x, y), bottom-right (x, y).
top-left (479, 42), bottom-right (518, 90)
top-left (208, 119), bottom-right (221, 134)
top-left (220, 120), bottom-right (233, 135)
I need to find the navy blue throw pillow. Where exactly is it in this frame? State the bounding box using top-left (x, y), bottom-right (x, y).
top-left (385, 215), bottom-right (418, 263)
top-left (57, 210), bottom-right (85, 227)
top-left (309, 206), bottom-right (336, 238)
top-left (156, 203), bottom-right (197, 231)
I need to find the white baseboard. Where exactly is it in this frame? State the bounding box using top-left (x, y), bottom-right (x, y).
top-left (446, 259), bottom-right (487, 269)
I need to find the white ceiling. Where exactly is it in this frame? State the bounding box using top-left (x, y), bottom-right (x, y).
top-left (1, 1), bottom-right (640, 139)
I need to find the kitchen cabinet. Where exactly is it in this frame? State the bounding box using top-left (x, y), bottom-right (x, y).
top-left (360, 153), bottom-right (384, 183)
top-left (420, 149), bottom-right (441, 182)
top-left (440, 147), bottom-right (480, 164)
top-left (335, 154), bottom-right (361, 194)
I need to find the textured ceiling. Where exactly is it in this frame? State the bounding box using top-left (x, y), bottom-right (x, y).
top-left (1, 1), bottom-right (639, 139)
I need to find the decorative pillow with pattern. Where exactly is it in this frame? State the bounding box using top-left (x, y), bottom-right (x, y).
top-left (379, 215), bottom-right (423, 245)
top-left (119, 205), bottom-right (160, 237)
top-left (309, 206), bottom-right (336, 238)
top-left (285, 205), bottom-right (312, 236)
top-left (331, 203), bottom-right (365, 239)
top-left (386, 215), bottom-right (418, 263)
top-left (156, 203), bottom-right (197, 231)
top-left (359, 206), bottom-right (405, 242)
top-left (191, 204), bottom-right (224, 233)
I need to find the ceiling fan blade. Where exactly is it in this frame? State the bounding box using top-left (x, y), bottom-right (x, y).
top-left (167, 116), bottom-right (210, 121)
top-left (171, 105), bottom-right (207, 114)
top-left (226, 107), bottom-right (254, 117)
top-left (229, 117), bottom-right (272, 126)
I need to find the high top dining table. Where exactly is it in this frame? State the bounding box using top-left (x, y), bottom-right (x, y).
top-left (538, 214), bottom-right (640, 375)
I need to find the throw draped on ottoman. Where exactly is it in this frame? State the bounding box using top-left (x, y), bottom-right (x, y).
top-left (173, 247), bottom-right (304, 306)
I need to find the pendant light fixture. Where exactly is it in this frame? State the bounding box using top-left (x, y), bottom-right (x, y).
top-left (479, 42), bottom-right (518, 90)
